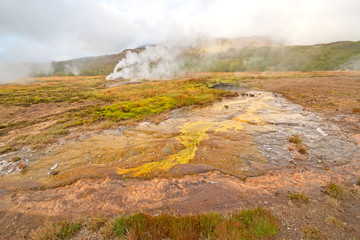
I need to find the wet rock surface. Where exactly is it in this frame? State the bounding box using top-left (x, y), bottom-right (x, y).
top-left (248, 91), bottom-right (359, 171)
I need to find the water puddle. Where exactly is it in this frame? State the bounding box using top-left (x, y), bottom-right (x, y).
top-left (1, 90), bottom-right (359, 190)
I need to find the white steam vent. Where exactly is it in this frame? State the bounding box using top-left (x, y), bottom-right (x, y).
top-left (106, 41), bottom-right (184, 81)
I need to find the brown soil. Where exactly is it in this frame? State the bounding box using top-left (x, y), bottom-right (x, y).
top-left (0, 101), bottom-right (96, 126)
top-left (1, 162), bottom-right (359, 239)
top-left (0, 101), bottom-right (99, 148)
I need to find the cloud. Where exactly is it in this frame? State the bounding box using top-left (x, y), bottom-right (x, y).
top-left (0, 0), bottom-right (360, 63)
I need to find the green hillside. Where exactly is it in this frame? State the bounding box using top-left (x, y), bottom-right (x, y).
top-left (47, 40), bottom-right (360, 77)
top-left (50, 49), bottom-right (142, 76)
top-left (182, 41), bottom-right (360, 72)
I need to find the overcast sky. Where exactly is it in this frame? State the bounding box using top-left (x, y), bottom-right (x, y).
top-left (1, 0), bottom-right (360, 63)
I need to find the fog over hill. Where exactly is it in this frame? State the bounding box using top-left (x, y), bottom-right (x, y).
top-left (0, 0), bottom-right (360, 82)
top-left (55, 39), bottom-right (360, 80)
top-left (1, 38), bottom-right (360, 83)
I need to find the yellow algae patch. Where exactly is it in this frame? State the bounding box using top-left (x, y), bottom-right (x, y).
top-left (116, 97), bottom-right (271, 177)
top-left (117, 120), bottom-right (244, 177)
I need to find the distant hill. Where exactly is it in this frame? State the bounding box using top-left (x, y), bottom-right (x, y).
top-left (48, 39), bottom-right (360, 76)
top-left (51, 49), bottom-right (143, 76)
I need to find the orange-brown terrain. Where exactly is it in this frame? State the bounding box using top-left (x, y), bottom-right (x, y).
top-left (0, 72), bottom-right (359, 239)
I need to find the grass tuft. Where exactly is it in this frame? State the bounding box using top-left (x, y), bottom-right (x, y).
top-left (99, 208), bottom-right (278, 240)
top-left (289, 192), bottom-right (309, 203)
top-left (0, 146), bottom-right (13, 154)
top-left (298, 146), bottom-right (307, 155)
top-left (31, 220), bottom-right (80, 240)
top-left (352, 107), bottom-right (360, 113)
top-left (84, 216), bottom-right (107, 232)
top-left (289, 135), bottom-right (302, 144)
top-left (323, 183), bottom-right (349, 200)
top-left (302, 225), bottom-right (326, 240)
top-left (325, 215), bottom-right (346, 229)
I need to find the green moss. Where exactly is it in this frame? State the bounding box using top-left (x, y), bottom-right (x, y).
top-left (97, 96), bottom-right (178, 121)
top-left (96, 83), bottom-right (227, 122)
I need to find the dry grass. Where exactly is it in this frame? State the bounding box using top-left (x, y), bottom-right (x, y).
top-left (325, 215), bottom-right (346, 230)
top-left (289, 135), bottom-right (302, 145)
top-left (352, 107), bottom-right (360, 113)
top-left (323, 183), bottom-right (350, 200)
top-left (84, 216), bottom-right (107, 232)
top-left (31, 220), bottom-right (80, 240)
top-left (288, 135), bottom-right (308, 155)
top-left (325, 195), bottom-right (341, 209)
top-left (32, 208), bottom-right (278, 240)
top-left (297, 146), bottom-right (308, 155)
top-left (302, 226), bottom-right (326, 240)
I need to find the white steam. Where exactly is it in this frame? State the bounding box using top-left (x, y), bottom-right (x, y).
top-left (106, 41), bottom-right (185, 81)
top-left (340, 55), bottom-right (360, 71)
top-left (0, 62), bottom-right (52, 83)
top-left (106, 37), bottom-right (276, 81)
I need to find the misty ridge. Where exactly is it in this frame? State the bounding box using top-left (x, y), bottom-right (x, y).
top-left (1, 37), bottom-right (360, 83)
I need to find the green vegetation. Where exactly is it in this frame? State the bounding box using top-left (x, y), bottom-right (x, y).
top-left (288, 135), bottom-right (308, 155)
top-left (84, 216), bottom-right (108, 232)
top-left (31, 220), bottom-right (80, 240)
top-left (0, 77), bottom-right (233, 151)
top-left (289, 192), bottom-right (309, 203)
top-left (323, 183), bottom-right (349, 200)
top-left (97, 96), bottom-right (178, 121)
top-left (0, 76), bottom-right (104, 106)
top-left (302, 226), bottom-right (326, 240)
top-left (183, 41), bottom-right (360, 72)
top-left (32, 208), bottom-right (278, 240)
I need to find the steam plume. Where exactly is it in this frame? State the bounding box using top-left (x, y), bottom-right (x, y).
top-left (106, 41), bottom-right (184, 81)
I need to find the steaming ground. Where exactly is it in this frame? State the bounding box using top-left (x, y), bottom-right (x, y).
top-left (0, 62), bottom-right (52, 83)
top-left (105, 37), bottom-right (278, 81)
top-left (106, 42), bottom-right (184, 81)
